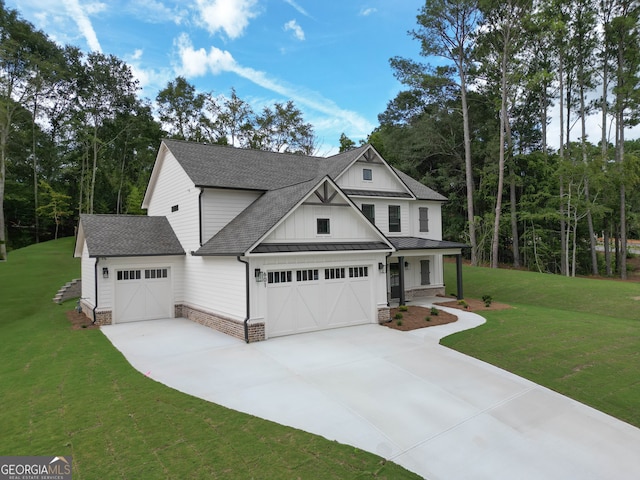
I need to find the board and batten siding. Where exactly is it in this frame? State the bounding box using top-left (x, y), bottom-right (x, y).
top-left (201, 188), bottom-right (262, 244)
top-left (336, 162), bottom-right (408, 194)
top-left (146, 150), bottom-right (200, 252)
top-left (401, 255), bottom-right (444, 289)
top-left (409, 201), bottom-right (443, 240)
top-left (355, 199), bottom-right (410, 237)
top-left (264, 204), bottom-right (382, 243)
top-left (182, 256), bottom-right (247, 320)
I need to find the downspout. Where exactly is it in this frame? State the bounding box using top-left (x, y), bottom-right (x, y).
top-left (398, 255), bottom-right (406, 306)
top-left (385, 251), bottom-right (392, 306)
top-left (198, 188), bottom-right (204, 246)
top-left (92, 257), bottom-right (99, 324)
top-left (237, 256), bottom-right (250, 343)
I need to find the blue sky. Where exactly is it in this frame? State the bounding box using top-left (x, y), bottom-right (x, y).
top-left (7, 0), bottom-right (426, 154)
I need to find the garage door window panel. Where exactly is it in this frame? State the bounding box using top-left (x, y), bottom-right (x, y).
top-left (296, 269), bottom-right (319, 282)
top-left (268, 271), bottom-right (292, 284)
top-left (325, 268), bottom-right (346, 280)
top-left (117, 269), bottom-right (141, 281)
top-left (349, 266), bottom-right (369, 278)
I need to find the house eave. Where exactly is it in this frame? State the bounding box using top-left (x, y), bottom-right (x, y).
top-left (88, 252), bottom-right (186, 259)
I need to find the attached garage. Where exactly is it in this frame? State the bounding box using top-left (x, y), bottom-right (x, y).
top-left (74, 215), bottom-right (185, 326)
top-left (114, 267), bottom-right (173, 323)
top-left (266, 264), bottom-right (374, 337)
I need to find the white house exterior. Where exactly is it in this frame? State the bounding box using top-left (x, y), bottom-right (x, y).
top-left (74, 140), bottom-right (467, 342)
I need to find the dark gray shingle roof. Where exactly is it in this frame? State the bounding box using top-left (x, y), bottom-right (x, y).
top-left (80, 214), bottom-right (185, 257)
top-left (194, 178), bottom-right (323, 256)
top-left (392, 168), bottom-right (448, 201)
top-left (163, 139), bottom-right (323, 190)
top-left (162, 140), bottom-right (446, 201)
top-left (389, 237), bottom-right (468, 251)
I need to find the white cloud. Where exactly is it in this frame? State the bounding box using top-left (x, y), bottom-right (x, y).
top-left (175, 34), bottom-right (374, 136)
top-left (127, 0), bottom-right (187, 25)
top-left (359, 7), bottom-right (377, 16)
top-left (61, 0), bottom-right (103, 52)
top-left (283, 0), bottom-right (310, 17)
top-left (195, 0), bottom-right (259, 39)
top-left (284, 19), bottom-right (305, 41)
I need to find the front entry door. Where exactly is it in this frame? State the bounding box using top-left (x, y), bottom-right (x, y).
top-left (390, 263), bottom-right (400, 298)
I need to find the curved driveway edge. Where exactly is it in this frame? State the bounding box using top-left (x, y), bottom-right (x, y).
top-left (101, 300), bottom-right (640, 479)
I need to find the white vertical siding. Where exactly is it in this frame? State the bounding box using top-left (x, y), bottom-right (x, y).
top-left (402, 255), bottom-right (443, 289)
top-left (146, 151), bottom-right (200, 252)
top-left (336, 162), bottom-right (408, 194)
top-left (264, 204), bottom-right (382, 243)
top-left (409, 201), bottom-right (443, 240)
top-left (356, 199), bottom-right (410, 237)
top-left (201, 189), bottom-right (261, 244)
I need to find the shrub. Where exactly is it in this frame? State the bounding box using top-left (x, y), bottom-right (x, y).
top-left (399, 305), bottom-right (408, 312)
top-left (425, 316), bottom-right (431, 322)
top-left (482, 295), bottom-right (493, 307)
top-left (394, 312), bottom-right (403, 320)
top-left (457, 300), bottom-right (468, 309)
top-left (430, 307), bottom-right (439, 316)
top-left (396, 319), bottom-right (403, 326)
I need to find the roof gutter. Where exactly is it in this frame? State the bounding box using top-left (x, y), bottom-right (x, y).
top-left (237, 256), bottom-right (251, 343)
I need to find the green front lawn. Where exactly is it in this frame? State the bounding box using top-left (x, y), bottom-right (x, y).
top-left (443, 262), bottom-right (640, 427)
top-left (0, 238), bottom-right (419, 479)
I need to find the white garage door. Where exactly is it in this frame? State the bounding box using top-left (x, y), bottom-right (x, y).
top-left (114, 267), bottom-right (173, 323)
top-left (267, 265), bottom-right (373, 337)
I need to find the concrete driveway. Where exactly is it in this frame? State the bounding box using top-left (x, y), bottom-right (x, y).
top-left (101, 303), bottom-right (640, 479)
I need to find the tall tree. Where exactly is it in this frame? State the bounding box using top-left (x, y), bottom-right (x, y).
top-left (338, 133), bottom-right (356, 152)
top-left (608, 0), bottom-right (640, 279)
top-left (252, 101), bottom-right (316, 154)
top-left (156, 76), bottom-right (208, 142)
top-left (0, 4), bottom-right (53, 259)
top-left (75, 52), bottom-right (139, 214)
top-left (478, 0), bottom-right (532, 268)
top-left (410, 0), bottom-right (482, 265)
top-left (218, 87), bottom-right (253, 147)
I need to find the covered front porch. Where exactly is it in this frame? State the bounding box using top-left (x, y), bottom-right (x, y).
top-left (386, 237), bottom-right (468, 305)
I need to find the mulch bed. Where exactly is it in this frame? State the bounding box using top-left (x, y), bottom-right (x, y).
top-left (433, 296), bottom-right (512, 312)
top-left (65, 309), bottom-right (99, 330)
top-left (381, 297), bottom-right (513, 332)
top-left (382, 305), bottom-right (458, 332)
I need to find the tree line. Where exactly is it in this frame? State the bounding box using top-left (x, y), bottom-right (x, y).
top-left (0, 2), bottom-right (315, 259)
top-left (352, 0), bottom-right (640, 278)
top-left (2, 0), bottom-right (639, 280)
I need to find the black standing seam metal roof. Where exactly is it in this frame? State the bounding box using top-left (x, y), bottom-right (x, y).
top-left (251, 242), bottom-right (392, 254)
top-left (79, 214), bottom-right (185, 257)
top-left (388, 237), bottom-right (469, 251)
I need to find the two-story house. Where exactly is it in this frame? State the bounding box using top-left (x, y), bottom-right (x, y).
top-left (74, 139), bottom-right (467, 342)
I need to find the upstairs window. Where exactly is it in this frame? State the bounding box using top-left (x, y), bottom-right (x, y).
top-left (317, 218), bottom-right (330, 235)
top-left (362, 204), bottom-right (375, 224)
top-left (389, 205), bottom-right (401, 232)
top-left (363, 168), bottom-right (372, 181)
top-left (419, 207), bottom-right (429, 232)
